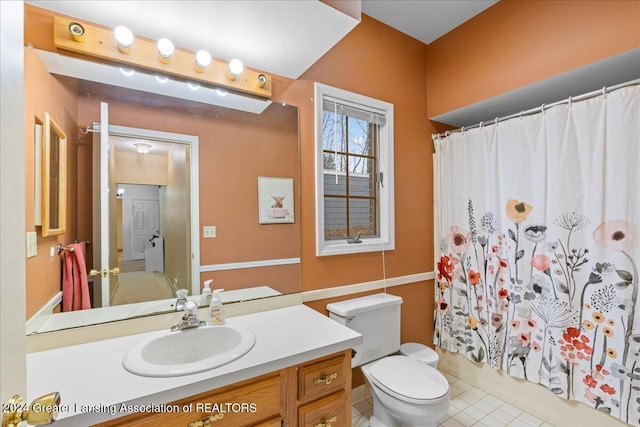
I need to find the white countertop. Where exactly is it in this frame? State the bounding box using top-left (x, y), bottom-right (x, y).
top-left (27, 305), bottom-right (362, 426)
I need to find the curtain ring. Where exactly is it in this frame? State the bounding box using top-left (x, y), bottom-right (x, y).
top-left (602, 86), bottom-right (607, 98)
top-left (461, 126), bottom-right (465, 134)
top-left (479, 121), bottom-right (484, 129)
top-left (494, 117), bottom-right (499, 125)
top-left (568, 96), bottom-right (573, 107)
top-left (541, 103), bottom-right (546, 113)
top-left (444, 130), bottom-right (450, 137)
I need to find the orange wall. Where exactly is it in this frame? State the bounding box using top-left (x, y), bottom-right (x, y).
top-left (276, 14), bottom-right (435, 290)
top-left (272, 15), bottom-right (438, 386)
top-left (24, 47), bottom-right (79, 318)
top-left (427, 0), bottom-right (640, 118)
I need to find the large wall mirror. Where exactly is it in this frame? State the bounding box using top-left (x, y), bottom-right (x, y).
top-left (25, 43), bottom-right (301, 334)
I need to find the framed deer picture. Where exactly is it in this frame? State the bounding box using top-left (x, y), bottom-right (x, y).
top-left (258, 177), bottom-right (295, 224)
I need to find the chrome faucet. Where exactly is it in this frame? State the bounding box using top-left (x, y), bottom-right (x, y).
top-left (171, 300), bottom-right (207, 332)
top-left (175, 293), bottom-right (188, 312)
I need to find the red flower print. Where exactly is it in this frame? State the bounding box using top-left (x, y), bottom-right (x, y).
top-left (468, 270), bottom-right (481, 286)
top-left (531, 341), bottom-right (541, 352)
top-left (499, 258), bottom-right (508, 269)
top-left (518, 333), bottom-right (530, 346)
top-left (600, 384), bottom-right (616, 395)
top-left (531, 254), bottom-right (551, 272)
top-left (526, 319), bottom-right (537, 328)
top-left (438, 255), bottom-right (455, 283)
top-left (559, 327), bottom-right (593, 365)
top-left (583, 375), bottom-right (598, 388)
top-left (563, 327), bottom-right (581, 341)
top-left (498, 288), bottom-right (509, 299)
top-left (510, 320), bottom-right (520, 329)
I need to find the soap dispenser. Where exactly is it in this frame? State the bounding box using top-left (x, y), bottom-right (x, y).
top-left (200, 280), bottom-right (213, 306)
top-left (209, 289), bottom-right (225, 325)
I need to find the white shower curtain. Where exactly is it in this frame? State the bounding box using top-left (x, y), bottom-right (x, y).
top-left (434, 83), bottom-right (640, 425)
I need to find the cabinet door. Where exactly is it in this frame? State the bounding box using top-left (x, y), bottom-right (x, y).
top-left (298, 354), bottom-right (347, 404)
top-left (96, 373), bottom-right (280, 427)
top-left (298, 390), bottom-right (348, 427)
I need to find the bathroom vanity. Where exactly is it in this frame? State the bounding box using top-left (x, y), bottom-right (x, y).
top-left (26, 305), bottom-right (362, 426)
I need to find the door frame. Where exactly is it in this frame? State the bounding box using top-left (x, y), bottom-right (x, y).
top-left (100, 123), bottom-right (200, 303)
top-left (1, 0), bottom-right (26, 402)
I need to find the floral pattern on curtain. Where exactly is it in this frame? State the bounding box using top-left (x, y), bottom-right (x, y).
top-left (433, 84), bottom-right (640, 425)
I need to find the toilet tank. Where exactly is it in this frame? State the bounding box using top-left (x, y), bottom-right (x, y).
top-left (327, 293), bottom-right (402, 367)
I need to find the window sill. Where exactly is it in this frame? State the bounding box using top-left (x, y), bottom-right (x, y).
top-left (316, 238), bottom-right (394, 257)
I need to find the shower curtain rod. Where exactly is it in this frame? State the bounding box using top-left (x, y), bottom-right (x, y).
top-left (431, 78), bottom-right (640, 141)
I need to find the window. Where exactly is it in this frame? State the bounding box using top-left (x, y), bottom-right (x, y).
top-left (314, 83), bottom-right (394, 256)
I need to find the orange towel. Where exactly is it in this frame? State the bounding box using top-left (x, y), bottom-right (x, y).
top-left (62, 242), bottom-right (91, 311)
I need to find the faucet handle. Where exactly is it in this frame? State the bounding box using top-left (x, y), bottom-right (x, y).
top-left (184, 300), bottom-right (197, 315)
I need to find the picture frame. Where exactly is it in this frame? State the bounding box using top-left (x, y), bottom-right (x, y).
top-left (258, 177), bottom-right (294, 224)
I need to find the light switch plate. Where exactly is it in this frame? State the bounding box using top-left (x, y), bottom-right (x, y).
top-left (203, 226), bottom-right (216, 238)
top-left (26, 232), bottom-right (37, 258)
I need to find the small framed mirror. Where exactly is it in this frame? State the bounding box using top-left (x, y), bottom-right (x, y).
top-left (42, 112), bottom-right (67, 237)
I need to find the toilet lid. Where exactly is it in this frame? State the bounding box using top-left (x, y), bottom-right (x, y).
top-left (369, 356), bottom-right (449, 402)
top-left (400, 342), bottom-right (439, 365)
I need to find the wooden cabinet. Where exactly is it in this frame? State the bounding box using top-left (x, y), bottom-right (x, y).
top-left (94, 349), bottom-right (351, 427)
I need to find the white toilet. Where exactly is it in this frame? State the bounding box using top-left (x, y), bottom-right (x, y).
top-left (327, 293), bottom-right (450, 427)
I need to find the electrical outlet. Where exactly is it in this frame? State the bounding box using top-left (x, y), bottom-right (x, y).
top-left (203, 226), bottom-right (216, 238)
top-left (26, 232), bottom-right (37, 258)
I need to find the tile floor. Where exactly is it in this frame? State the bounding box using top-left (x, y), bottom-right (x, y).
top-left (351, 372), bottom-right (555, 427)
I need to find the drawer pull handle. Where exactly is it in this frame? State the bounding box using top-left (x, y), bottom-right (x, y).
top-left (313, 416), bottom-right (337, 427)
top-left (188, 412), bottom-right (224, 427)
top-left (313, 372), bottom-right (338, 385)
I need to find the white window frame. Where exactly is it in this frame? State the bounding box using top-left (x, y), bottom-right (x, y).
top-left (314, 82), bottom-right (395, 256)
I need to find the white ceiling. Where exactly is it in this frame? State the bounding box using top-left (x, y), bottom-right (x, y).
top-left (26, 1), bottom-right (494, 79)
top-left (361, 0), bottom-right (497, 44)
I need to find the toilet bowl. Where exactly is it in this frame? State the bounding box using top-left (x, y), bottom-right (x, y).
top-left (326, 294), bottom-right (450, 427)
top-left (363, 353), bottom-right (449, 427)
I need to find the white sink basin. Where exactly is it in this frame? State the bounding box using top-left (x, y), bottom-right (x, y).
top-left (122, 325), bottom-right (256, 377)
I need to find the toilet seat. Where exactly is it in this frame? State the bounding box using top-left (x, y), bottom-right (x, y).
top-left (400, 342), bottom-right (439, 366)
top-left (368, 356), bottom-right (449, 404)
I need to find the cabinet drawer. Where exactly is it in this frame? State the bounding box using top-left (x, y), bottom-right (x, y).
top-left (298, 354), bottom-right (346, 403)
top-left (298, 391), bottom-right (348, 427)
top-left (96, 373), bottom-right (280, 427)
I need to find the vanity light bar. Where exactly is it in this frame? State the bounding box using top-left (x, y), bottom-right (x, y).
top-left (55, 16), bottom-right (271, 99)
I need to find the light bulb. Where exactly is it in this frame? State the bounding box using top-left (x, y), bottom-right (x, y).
top-left (134, 143), bottom-right (151, 154)
top-left (157, 38), bottom-right (174, 63)
top-left (114, 26), bottom-right (133, 53)
top-left (227, 59), bottom-right (243, 80)
top-left (194, 50), bottom-right (211, 72)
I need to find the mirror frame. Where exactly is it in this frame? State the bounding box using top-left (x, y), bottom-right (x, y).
top-left (42, 112), bottom-right (67, 237)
